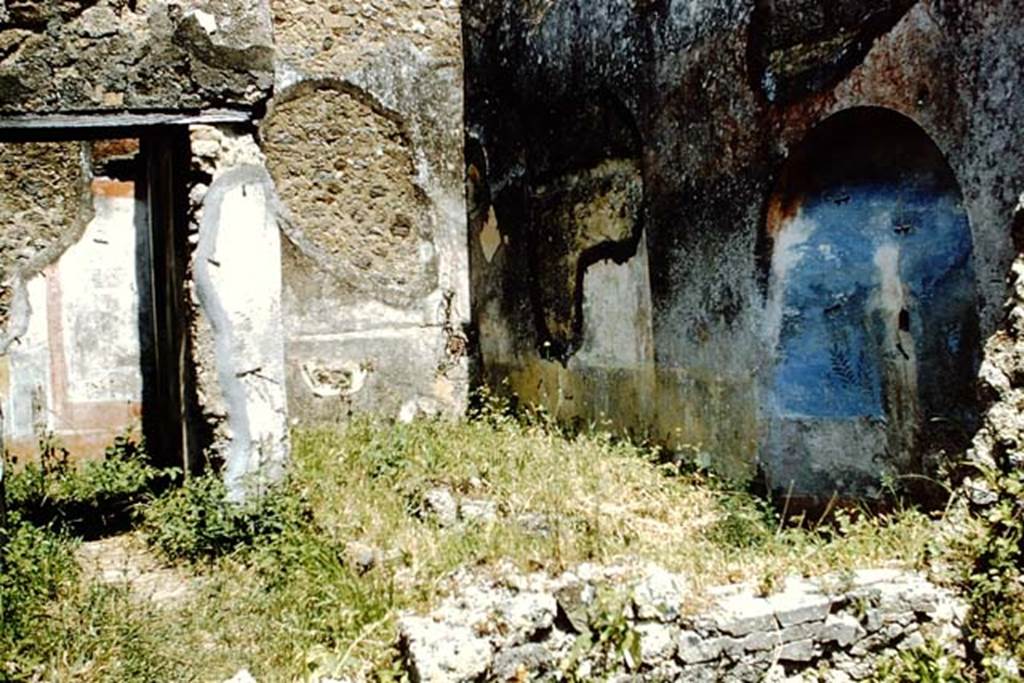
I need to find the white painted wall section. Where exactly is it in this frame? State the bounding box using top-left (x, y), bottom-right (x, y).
top-left (195, 164), bottom-right (290, 500)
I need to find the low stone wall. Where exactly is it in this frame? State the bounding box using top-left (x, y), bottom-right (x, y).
top-left (398, 565), bottom-right (963, 682)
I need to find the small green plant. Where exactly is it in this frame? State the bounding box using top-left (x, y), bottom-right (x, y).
top-left (0, 512), bottom-right (80, 654)
top-left (707, 491), bottom-right (776, 550)
top-left (141, 473), bottom-right (311, 563)
top-left (0, 517), bottom-right (181, 682)
top-left (962, 464), bottom-right (1024, 676)
top-left (871, 639), bottom-right (969, 682)
top-left (4, 431), bottom-right (169, 537)
top-left (756, 567), bottom-right (784, 597)
top-left (560, 588), bottom-right (641, 680)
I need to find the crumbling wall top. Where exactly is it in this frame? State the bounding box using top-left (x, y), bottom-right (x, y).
top-left (0, 0), bottom-right (273, 115)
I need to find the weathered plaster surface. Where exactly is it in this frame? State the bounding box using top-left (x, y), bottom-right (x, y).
top-left (1, 159), bottom-right (145, 460)
top-left (749, 0), bottom-right (918, 104)
top-left (531, 158), bottom-right (645, 359)
top-left (190, 126), bottom-right (288, 498)
top-left (465, 0), bottom-right (1024, 498)
top-left (264, 0), bottom-right (469, 424)
top-left (0, 0), bottom-right (273, 113)
top-left (762, 108), bottom-right (980, 499)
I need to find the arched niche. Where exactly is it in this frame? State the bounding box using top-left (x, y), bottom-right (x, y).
top-left (761, 107), bottom-right (980, 504)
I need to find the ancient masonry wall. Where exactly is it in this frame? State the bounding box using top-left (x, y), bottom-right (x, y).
top-left (3, 0), bottom-right (1024, 506)
top-left (398, 565), bottom-right (964, 683)
top-left (0, 0), bottom-right (469, 493)
top-left (188, 0), bottom-right (469, 493)
top-left (969, 193), bottom-right (1024, 488)
top-left (265, 0), bottom-right (469, 428)
top-left (464, 0), bottom-right (1024, 502)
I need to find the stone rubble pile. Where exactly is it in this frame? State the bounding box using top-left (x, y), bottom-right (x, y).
top-left (969, 194), bottom-right (1024, 497)
top-left (398, 565), bottom-right (964, 682)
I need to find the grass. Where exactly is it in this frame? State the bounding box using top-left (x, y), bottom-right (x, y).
top-left (0, 404), bottom-right (959, 681)
top-left (4, 432), bottom-right (171, 538)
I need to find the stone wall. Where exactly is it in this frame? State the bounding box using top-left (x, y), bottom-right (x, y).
top-left (262, 0), bottom-right (469, 432)
top-left (3, 0), bottom-right (1022, 507)
top-left (969, 193), bottom-right (1024, 485)
top-left (399, 565), bottom-right (963, 682)
top-left (0, 0), bottom-right (469, 493)
top-left (0, 0), bottom-right (273, 113)
top-left (182, 0), bottom-right (469, 492)
top-left (464, 0), bottom-right (1024, 502)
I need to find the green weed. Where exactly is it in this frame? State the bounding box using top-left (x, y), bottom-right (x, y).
top-left (962, 465), bottom-right (1024, 677)
top-left (0, 512), bottom-right (80, 656)
top-left (140, 472), bottom-right (311, 564)
top-left (4, 432), bottom-right (169, 537)
top-left (871, 639), bottom-right (969, 683)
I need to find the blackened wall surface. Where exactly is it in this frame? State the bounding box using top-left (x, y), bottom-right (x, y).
top-left (464, 0), bottom-right (1024, 499)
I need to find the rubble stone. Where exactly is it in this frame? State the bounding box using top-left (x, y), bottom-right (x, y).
top-left (397, 566), bottom-right (964, 682)
top-left (400, 617), bottom-right (493, 683)
top-left (632, 568), bottom-right (685, 622)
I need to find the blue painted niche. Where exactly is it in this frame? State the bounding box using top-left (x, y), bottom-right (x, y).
top-left (762, 108), bottom-right (980, 501)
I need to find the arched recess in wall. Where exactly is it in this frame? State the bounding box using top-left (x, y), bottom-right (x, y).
top-left (761, 107), bottom-right (980, 504)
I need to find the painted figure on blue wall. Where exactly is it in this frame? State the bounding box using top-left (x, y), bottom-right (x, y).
top-left (762, 108), bottom-right (980, 503)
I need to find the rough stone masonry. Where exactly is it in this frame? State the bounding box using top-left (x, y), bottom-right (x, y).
top-left (398, 564), bottom-right (964, 682)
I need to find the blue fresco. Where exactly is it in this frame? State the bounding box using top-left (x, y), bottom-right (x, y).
top-left (771, 181), bottom-right (976, 420)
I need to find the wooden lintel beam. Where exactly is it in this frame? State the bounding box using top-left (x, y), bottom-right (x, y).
top-left (0, 108), bottom-right (252, 132)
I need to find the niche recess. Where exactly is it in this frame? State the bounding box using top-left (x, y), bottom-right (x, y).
top-left (0, 120), bottom-right (193, 470)
top-left (761, 107), bottom-right (980, 503)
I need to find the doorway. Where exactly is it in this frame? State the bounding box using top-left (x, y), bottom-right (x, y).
top-left (0, 127), bottom-right (192, 470)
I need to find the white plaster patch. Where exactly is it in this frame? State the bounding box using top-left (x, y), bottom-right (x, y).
top-left (4, 275), bottom-right (52, 443)
top-left (479, 206), bottom-right (501, 263)
top-left (573, 232), bottom-right (654, 369)
top-left (60, 190), bottom-right (143, 403)
top-left (870, 241), bottom-right (921, 448)
top-left (418, 239), bottom-right (436, 263)
top-left (187, 9), bottom-right (218, 34)
top-left (764, 210), bottom-right (815, 350)
top-left (196, 164), bottom-right (289, 500)
top-left (872, 243), bottom-right (904, 320)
